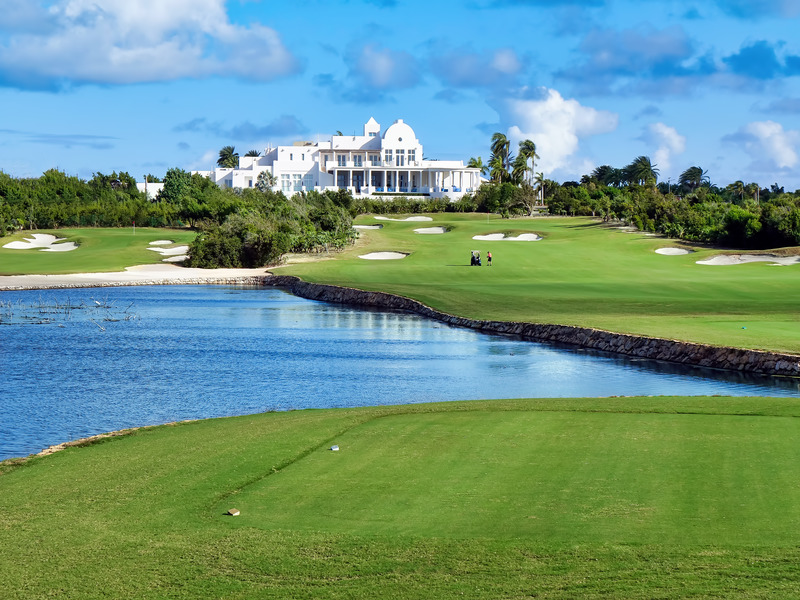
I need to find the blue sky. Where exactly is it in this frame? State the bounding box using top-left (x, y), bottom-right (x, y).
top-left (2, 0), bottom-right (800, 190)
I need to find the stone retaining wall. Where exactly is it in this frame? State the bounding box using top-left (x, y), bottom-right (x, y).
top-left (265, 275), bottom-right (800, 378)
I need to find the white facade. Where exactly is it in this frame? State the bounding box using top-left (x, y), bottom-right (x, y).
top-left (193, 118), bottom-right (481, 200)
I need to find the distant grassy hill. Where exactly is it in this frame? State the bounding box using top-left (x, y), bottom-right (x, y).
top-left (3, 397), bottom-right (800, 598)
top-left (0, 227), bottom-right (196, 275)
top-left (280, 214), bottom-right (800, 354)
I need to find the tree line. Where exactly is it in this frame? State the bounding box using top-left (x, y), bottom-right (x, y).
top-left (3, 146), bottom-right (800, 269)
top-left (0, 168), bottom-right (357, 267)
top-left (466, 132), bottom-right (800, 248)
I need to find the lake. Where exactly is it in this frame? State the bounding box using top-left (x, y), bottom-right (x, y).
top-left (1, 284), bottom-right (798, 460)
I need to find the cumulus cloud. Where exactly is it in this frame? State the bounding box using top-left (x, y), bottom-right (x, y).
top-left (642, 123), bottom-right (686, 173)
top-left (501, 87), bottom-right (618, 176)
top-left (556, 25), bottom-right (708, 95)
top-left (315, 42), bottom-right (421, 104)
top-left (724, 121), bottom-right (800, 171)
top-left (429, 45), bottom-right (524, 89)
top-left (0, 0), bottom-right (301, 90)
top-left (349, 43), bottom-right (421, 90)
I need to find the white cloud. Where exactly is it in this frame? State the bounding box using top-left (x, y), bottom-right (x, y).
top-left (0, 0), bottom-right (300, 89)
top-left (741, 121), bottom-right (799, 169)
top-left (503, 87), bottom-right (618, 177)
top-left (645, 122), bottom-right (686, 173)
top-left (490, 49), bottom-right (522, 75)
top-left (352, 44), bottom-right (420, 89)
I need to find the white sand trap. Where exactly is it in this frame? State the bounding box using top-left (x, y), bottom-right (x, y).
top-left (472, 233), bottom-right (542, 241)
top-left (40, 242), bottom-right (79, 252)
top-left (374, 216), bottom-right (433, 222)
top-left (655, 247), bottom-right (691, 255)
top-left (697, 254), bottom-right (800, 266)
top-left (353, 224), bottom-right (383, 230)
top-left (162, 255), bottom-right (188, 262)
top-left (3, 233), bottom-right (78, 251)
top-left (147, 245), bottom-right (190, 256)
top-left (359, 252), bottom-right (408, 260)
top-left (414, 227), bottom-right (447, 234)
top-left (149, 240), bottom-right (174, 245)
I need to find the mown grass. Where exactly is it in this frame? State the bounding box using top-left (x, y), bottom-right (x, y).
top-left (280, 214), bottom-right (800, 353)
top-left (3, 397), bottom-right (800, 598)
top-left (0, 227), bottom-right (196, 274)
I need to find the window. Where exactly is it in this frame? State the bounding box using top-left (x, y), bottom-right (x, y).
top-left (303, 174), bottom-right (313, 189)
top-left (289, 153), bottom-right (293, 161)
top-left (397, 149), bottom-right (405, 167)
top-left (281, 174), bottom-right (291, 192)
top-left (409, 149), bottom-right (416, 163)
top-left (353, 155), bottom-right (363, 167)
top-left (384, 149), bottom-right (392, 164)
top-left (370, 154), bottom-right (380, 166)
top-left (369, 132), bottom-right (377, 137)
top-left (293, 174), bottom-right (302, 191)
top-left (337, 155), bottom-right (346, 166)
top-left (302, 154), bottom-right (305, 161)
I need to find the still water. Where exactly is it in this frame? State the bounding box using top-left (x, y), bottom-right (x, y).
top-left (2, 285), bottom-right (799, 460)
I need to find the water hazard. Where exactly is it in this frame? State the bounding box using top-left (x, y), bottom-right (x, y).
top-left (2, 285), bottom-right (799, 460)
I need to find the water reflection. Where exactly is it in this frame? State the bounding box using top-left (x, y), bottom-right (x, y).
top-left (1, 284), bottom-right (798, 460)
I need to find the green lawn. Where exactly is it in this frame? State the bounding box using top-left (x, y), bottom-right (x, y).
top-left (0, 227), bottom-right (196, 274)
top-left (3, 397), bottom-right (800, 598)
top-left (280, 214), bottom-right (800, 353)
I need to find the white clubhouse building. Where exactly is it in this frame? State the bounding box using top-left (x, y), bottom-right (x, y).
top-left (193, 118), bottom-right (482, 200)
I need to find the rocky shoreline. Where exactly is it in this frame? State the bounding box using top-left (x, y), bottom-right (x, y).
top-left (264, 274), bottom-right (800, 379)
top-left (3, 271), bottom-right (799, 378)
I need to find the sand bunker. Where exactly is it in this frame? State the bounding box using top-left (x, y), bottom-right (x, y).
top-left (655, 248), bottom-right (691, 255)
top-left (414, 227), bottom-right (447, 234)
top-left (3, 233), bottom-right (78, 252)
top-left (149, 240), bottom-right (174, 246)
top-left (147, 245), bottom-right (189, 257)
top-left (472, 233), bottom-right (542, 241)
top-left (374, 216), bottom-right (433, 222)
top-left (147, 243), bottom-right (189, 263)
top-left (353, 224), bottom-right (383, 230)
top-left (697, 254), bottom-right (800, 266)
top-left (358, 252), bottom-right (408, 260)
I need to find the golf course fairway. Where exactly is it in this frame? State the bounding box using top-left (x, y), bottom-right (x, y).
top-left (3, 397), bottom-right (800, 598)
top-left (280, 214), bottom-right (800, 354)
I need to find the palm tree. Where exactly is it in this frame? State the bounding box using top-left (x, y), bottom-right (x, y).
top-left (678, 166), bottom-right (709, 192)
top-left (488, 154), bottom-right (507, 184)
top-left (726, 180), bottom-right (746, 203)
top-left (625, 156), bottom-right (659, 186)
top-left (534, 171), bottom-right (546, 204)
top-left (511, 154), bottom-right (528, 185)
top-left (745, 182), bottom-right (760, 204)
top-left (591, 165), bottom-right (616, 186)
top-left (244, 149), bottom-right (261, 157)
top-left (517, 139), bottom-right (539, 185)
top-left (467, 156), bottom-right (489, 178)
top-left (217, 145), bottom-right (239, 168)
top-left (256, 171), bottom-right (277, 192)
top-left (490, 132), bottom-right (511, 173)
